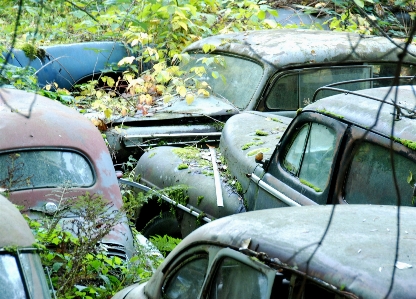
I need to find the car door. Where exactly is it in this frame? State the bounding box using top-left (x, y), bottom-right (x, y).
top-left (161, 247), bottom-right (277, 299)
top-left (333, 126), bottom-right (416, 206)
top-left (250, 112), bottom-right (348, 209)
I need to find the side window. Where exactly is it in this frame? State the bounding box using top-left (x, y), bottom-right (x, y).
top-left (283, 123), bottom-right (336, 192)
top-left (209, 257), bottom-right (269, 299)
top-left (163, 256), bottom-right (209, 299)
top-left (344, 142), bottom-right (416, 206)
top-left (265, 66), bottom-right (372, 111)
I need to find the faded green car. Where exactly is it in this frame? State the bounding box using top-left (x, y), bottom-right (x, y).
top-left (112, 205), bottom-right (416, 299)
top-left (0, 193), bottom-right (52, 298)
top-left (106, 28), bottom-right (416, 161)
top-left (128, 83), bottom-right (416, 237)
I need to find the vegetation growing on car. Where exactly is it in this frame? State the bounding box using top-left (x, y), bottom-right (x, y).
top-left (247, 148), bottom-right (271, 157)
top-left (394, 137), bottom-right (416, 151)
top-left (197, 195), bottom-right (204, 205)
top-left (242, 140), bottom-right (265, 150)
top-left (178, 163), bottom-right (189, 170)
top-left (255, 129), bottom-right (269, 136)
top-left (317, 108), bottom-right (345, 119)
top-left (300, 178), bottom-right (322, 192)
top-left (21, 43), bottom-right (46, 60)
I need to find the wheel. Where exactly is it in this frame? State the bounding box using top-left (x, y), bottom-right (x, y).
top-left (141, 212), bottom-right (182, 238)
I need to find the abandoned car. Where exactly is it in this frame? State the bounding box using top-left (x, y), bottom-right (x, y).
top-left (105, 28), bottom-right (416, 161)
top-left (128, 83), bottom-right (416, 237)
top-left (0, 88), bottom-right (135, 259)
top-left (0, 193), bottom-right (52, 299)
top-left (4, 41), bottom-right (131, 90)
top-left (112, 205), bottom-right (416, 299)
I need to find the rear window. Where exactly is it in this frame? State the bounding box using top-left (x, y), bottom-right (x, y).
top-left (0, 150), bottom-right (94, 191)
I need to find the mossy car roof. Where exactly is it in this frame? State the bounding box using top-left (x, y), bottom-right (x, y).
top-left (304, 85), bottom-right (416, 142)
top-left (158, 205), bottom-right (416, 299)
top-left (184, 29), bottom-right (416, 67)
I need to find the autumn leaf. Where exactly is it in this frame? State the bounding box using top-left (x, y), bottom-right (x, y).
top-left (197, 89), bottom-right (209, 97)
top-left (117, 56), bottom-right (135, 66)
top-left (177, 85), bottom-right (187, 97)
top-left (185, 93), bottom-right (194, 105)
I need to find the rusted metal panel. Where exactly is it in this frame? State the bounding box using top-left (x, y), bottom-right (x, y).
top-left (0, 88), bottom-right (135, 258)
top-left (185, 29), bottom-right (416, 69)
top-left (170, 205), bottom-right (416, 299)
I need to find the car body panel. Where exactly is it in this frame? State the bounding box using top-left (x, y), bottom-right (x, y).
top-left (113, 205), bottom-right (416, 299)
top-left (133, 85), bottom-right (416, 237)
top-left (0, 88), bottom-right (135, 258)
top-left (5, 41), bottom-right (130, 89)
top-left (107, 29), bottom-right (416, 158)
top-left (0, 194), bottom-right (52, 298)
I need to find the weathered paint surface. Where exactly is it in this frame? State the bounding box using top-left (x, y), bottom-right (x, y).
top-left (0, 88), bottom-right (135, 257)
top-left (167, 205), bottom-right (416, 299)
top-left (6, 42), bottom-right (130, 89)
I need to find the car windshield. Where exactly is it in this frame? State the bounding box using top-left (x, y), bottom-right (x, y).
top-left (0, 251), bottom-right (51, 299)
top-left (181, 53), bottom-right (263, 110)
top-left (0, 150), bottom-right (94, 191)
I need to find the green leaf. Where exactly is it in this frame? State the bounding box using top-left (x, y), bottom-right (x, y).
top-left (353, 0), bottom-right (365, 8)
top-left (257, 10), bottom-right (266, 20)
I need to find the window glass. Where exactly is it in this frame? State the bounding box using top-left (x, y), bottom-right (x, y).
top-left (181, 54), bottom-right (263, 109)
top-left (283, 123), bottom-right (336, 192)
top-left (163, 257), bottom-right (209, 299)
top-left (283, 124), bottom-right (310, 174)
top-left (19, 253), bottom-right (51, 299)
top-left (0, 150), bottom-right (94, 191)
top-left (0, 254), bottom-right (26, 298)
top-left (344, 142), bottom-right (416, 206)
top-left (266, 66), bottom-right (372, 110)
top-left (209, 257), bottom-right (268, 299)
top-left (299, 124), bottom-right (336, 192)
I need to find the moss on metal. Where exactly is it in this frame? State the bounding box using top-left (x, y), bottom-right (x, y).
top-left (300, 178), bottom-right (322, 192)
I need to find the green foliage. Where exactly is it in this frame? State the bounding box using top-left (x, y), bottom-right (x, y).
top-left (300, 178), bottom-right (322, 192)
top-left (149, 234), bottom-right (182, 257)
top-left (178, 163), bottom-right (189, 170)
top-left (25, 191), bottom-right (164, 298)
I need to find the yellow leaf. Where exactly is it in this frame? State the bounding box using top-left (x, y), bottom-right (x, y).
top-left (117, 56), bottom-right (135, 66)
top-left (163, 94), bottom-right (172, 103)
top-left (104, 108), bottom-right (112, 119)
top-left (45, 84), bottom-right (51, 91)
top-left (96, 90), bottom-right (103, 99)
top-left (197, 89), bottom-right (210, 97)
top-left (177, 86), bottom-right (187, 97)
top-left (185, 93), bottom-right (194, 105)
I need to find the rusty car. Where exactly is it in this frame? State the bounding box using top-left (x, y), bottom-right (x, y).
top-left (112, 204), bottom-right (416, 299)
top-left (0, 88), bottom-right (135, 259)
top-left (4, 41), bottom-right (131, 90)
top-left (0, 193), bottom-right (53, 299)
top-left (127, 82), bottom-right (416, 237)
top-left (105, 28), bottom-right (416, 161)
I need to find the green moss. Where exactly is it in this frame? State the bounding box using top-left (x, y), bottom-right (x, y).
top-left (202, 170), bottom-right (214, 176)
top-left (296, 108), bottom-right (303, 115)
top-left (271, 117), bottom-right (283, 123)
top-left (247, 148), bottom-right (270, 157)
top-left (242, 140), bottom-right (265, 150)
top-left (255, 129), bottom-right (268, 136)
top-left (149, 152), bottom-right (156, 158)
top-left (172, 147), bottom-right (209, 167)
top-left (317, 108), bottom-right (344, 119)
top-left (21, 44), bottom-right (46, 60)
top-left (300, 179), bottom-right (322, 192)
top-left (395, 137), bottom-right (416, 150)
top-left (197, 196), bottom-right (204, 205)
top-left (235, 181), bottom-right (243, 194)
top-left (177, 164), bottom-right (188, 170)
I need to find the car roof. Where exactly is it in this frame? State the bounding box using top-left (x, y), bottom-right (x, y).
top-left (0, 194), bottom-right (36, 247)
top-left (184, 29), bottom-right (416, 68)
top-left (172, 205), bottom-right (416, 298)
top-left (304, 85), bottom-right (416, 142)
top-left (0, 88), bottom-right (105, 156)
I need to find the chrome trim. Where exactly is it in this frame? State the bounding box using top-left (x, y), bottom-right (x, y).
top-left (124, 132), bottom-right (222, 139)
top-left (250, 174), bottom-right (301, 207)
top-left (119, 179), bottom-right (212, 223)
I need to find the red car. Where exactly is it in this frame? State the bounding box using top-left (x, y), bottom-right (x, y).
top-left (0, 88), bottom-right (135, 259)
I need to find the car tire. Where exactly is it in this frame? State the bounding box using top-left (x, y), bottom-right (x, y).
top-left (141, 212), bottom-right (182, 238)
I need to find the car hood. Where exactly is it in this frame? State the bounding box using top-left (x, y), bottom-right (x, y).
top-left (108, 94), bottom-right (239, 123)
